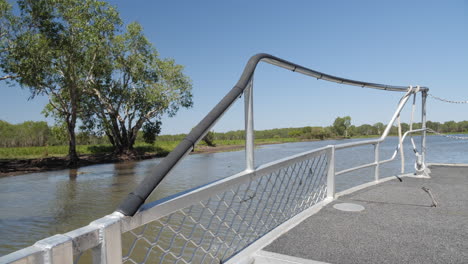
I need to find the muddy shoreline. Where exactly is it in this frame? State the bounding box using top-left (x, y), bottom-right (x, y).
top-left (0, 144), bottom-right (254, 177)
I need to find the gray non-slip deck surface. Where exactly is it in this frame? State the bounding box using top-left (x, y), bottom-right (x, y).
top-left (264, 165), bottom-right (468, 264)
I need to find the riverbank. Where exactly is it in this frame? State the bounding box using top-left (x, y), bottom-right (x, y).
top-left (0, 140), bottom-right (301, 177)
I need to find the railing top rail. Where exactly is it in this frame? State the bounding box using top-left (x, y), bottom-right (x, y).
top-left (259, 54), bottom-right (428, 92)
top-left (334, 127), bottom-right (426, 150)
top-left (117, 53), bottom-right (428, 216)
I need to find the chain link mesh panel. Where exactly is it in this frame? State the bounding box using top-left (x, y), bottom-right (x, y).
top-left (122, 152), bottom-right (329, 264)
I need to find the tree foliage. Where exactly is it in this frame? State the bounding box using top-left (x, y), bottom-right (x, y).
top-left (0, 120), bottom-right (110, 147)
top-left (202, 131), bottom-right (216, 147)
top-left (333, 116), bottom-right (352, 137)
top-left (142, 121), bottom-right (162, 144)
top-left (0, 0), bottom-right (16, 81)
top-left (374, 122), bottom-right (384, 135)
top-left (1, 0), bottom-right (192, 160)
top-left (84, 22), bottom-right (193, 154)
top-left (2, 0), bottom-right (121, 165)
top-left (0, 120), bottom-right (48, 147)
top-left (49, 122), bottom-right (68, 145)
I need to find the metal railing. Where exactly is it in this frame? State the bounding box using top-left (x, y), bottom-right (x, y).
top-left (0, 54), bottom-right (429, 264)
top-left (116, 53), bottom-right (428, 217)
top-left (120, 147), bottom-right (330, 263)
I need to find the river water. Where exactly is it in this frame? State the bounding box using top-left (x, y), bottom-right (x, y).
top-left (0, 135), bottom-right (467, 256)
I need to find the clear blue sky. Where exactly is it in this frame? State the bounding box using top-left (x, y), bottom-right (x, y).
top-left (1, 0), bottom-right (467, 134)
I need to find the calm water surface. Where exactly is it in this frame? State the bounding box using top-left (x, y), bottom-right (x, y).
top-left (0, 135), bottom-right (467, 256)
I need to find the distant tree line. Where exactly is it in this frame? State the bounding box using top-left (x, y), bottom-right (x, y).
top-left (0, 120), bottom-right (110, 148)
top-left (157, 117), bottom-right (468, 142)
top-left (2, 118), bottom-right (468, 149)
top-left (0, 120), bottom-right (49, 147)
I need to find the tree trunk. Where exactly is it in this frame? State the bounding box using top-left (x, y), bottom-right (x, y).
top-left (111, 119), bottom-right (143, 159)
top-left (129, 134), bottom-right (137, 150)
top-left (114, 139), bottom-right (136, 160)
top-left (67, 83), bottom-right (79, 167)
top-left (66, 117), bottom-right (79, 167)
top-left (105, 130), bottom-right (115, 146)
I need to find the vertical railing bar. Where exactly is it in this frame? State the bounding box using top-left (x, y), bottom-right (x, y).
top-left (326, 145), bottom-right (335, 200)
top-left (244, 75), bottom-right (255, 171)
top-left (374, 143), bottom-right (380, 182)
top-left (421, 90), bottom-right (427, 166)
top-left (90, 213), bottom-right (123, 264)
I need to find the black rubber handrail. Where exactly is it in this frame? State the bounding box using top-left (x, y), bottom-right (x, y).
top-left (116, 53), bottom-right (428, 216)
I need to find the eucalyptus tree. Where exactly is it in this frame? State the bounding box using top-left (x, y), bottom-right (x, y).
top-left (373, 122), bottom-right (385, 135)
top-left (84, 22), bottom-right (193, 156)
top-left (0, 0), bottom-right (16, 81)
top-left (2, 0), bottom-right (121, 166)
top-left (333, 116), bottom-right (352, 137)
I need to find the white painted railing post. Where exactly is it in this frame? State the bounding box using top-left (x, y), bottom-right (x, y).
top-left (326, 145), bottom-right (335, 200)
top-left (34, 234), bottom-right (74, 264)
top-left (245, 76), bottom-right (255, 172)
top-left (90, 213), bottom-right (123, 264)
top-left (374, 142), bottom-right (380, 182)
top-left (421, 90), bottom-right (427, 165)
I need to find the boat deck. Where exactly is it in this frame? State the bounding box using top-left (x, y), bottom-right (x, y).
top-left (261, 165), bottom-right (468, 264)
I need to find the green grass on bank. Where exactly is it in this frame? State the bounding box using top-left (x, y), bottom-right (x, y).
top-left (5, 133), bottom-right (447, 160)
top-left (0, 141), bottom-right (180, 160)
top-left (0, 138), bottom-right (301, 160)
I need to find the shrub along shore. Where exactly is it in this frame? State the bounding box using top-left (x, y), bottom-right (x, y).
top-left (2, 131), bottom-right (468, 177)
top-left (0, 138), bottom-right (300, 177)
top-left (0, 138), bottom-right (304, 160)
top-left (2, 117), bottom-right (467, 176)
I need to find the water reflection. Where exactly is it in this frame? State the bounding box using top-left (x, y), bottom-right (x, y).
top-left (69, 169), bottom-right (78, 180)
top-left (114, 162), bottom-right (138, 177)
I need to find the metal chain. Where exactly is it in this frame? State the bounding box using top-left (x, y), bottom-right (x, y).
top-left (427, 128), bottom-right (468, 140)
top-left (428, 94), bottom-right (468, 104)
